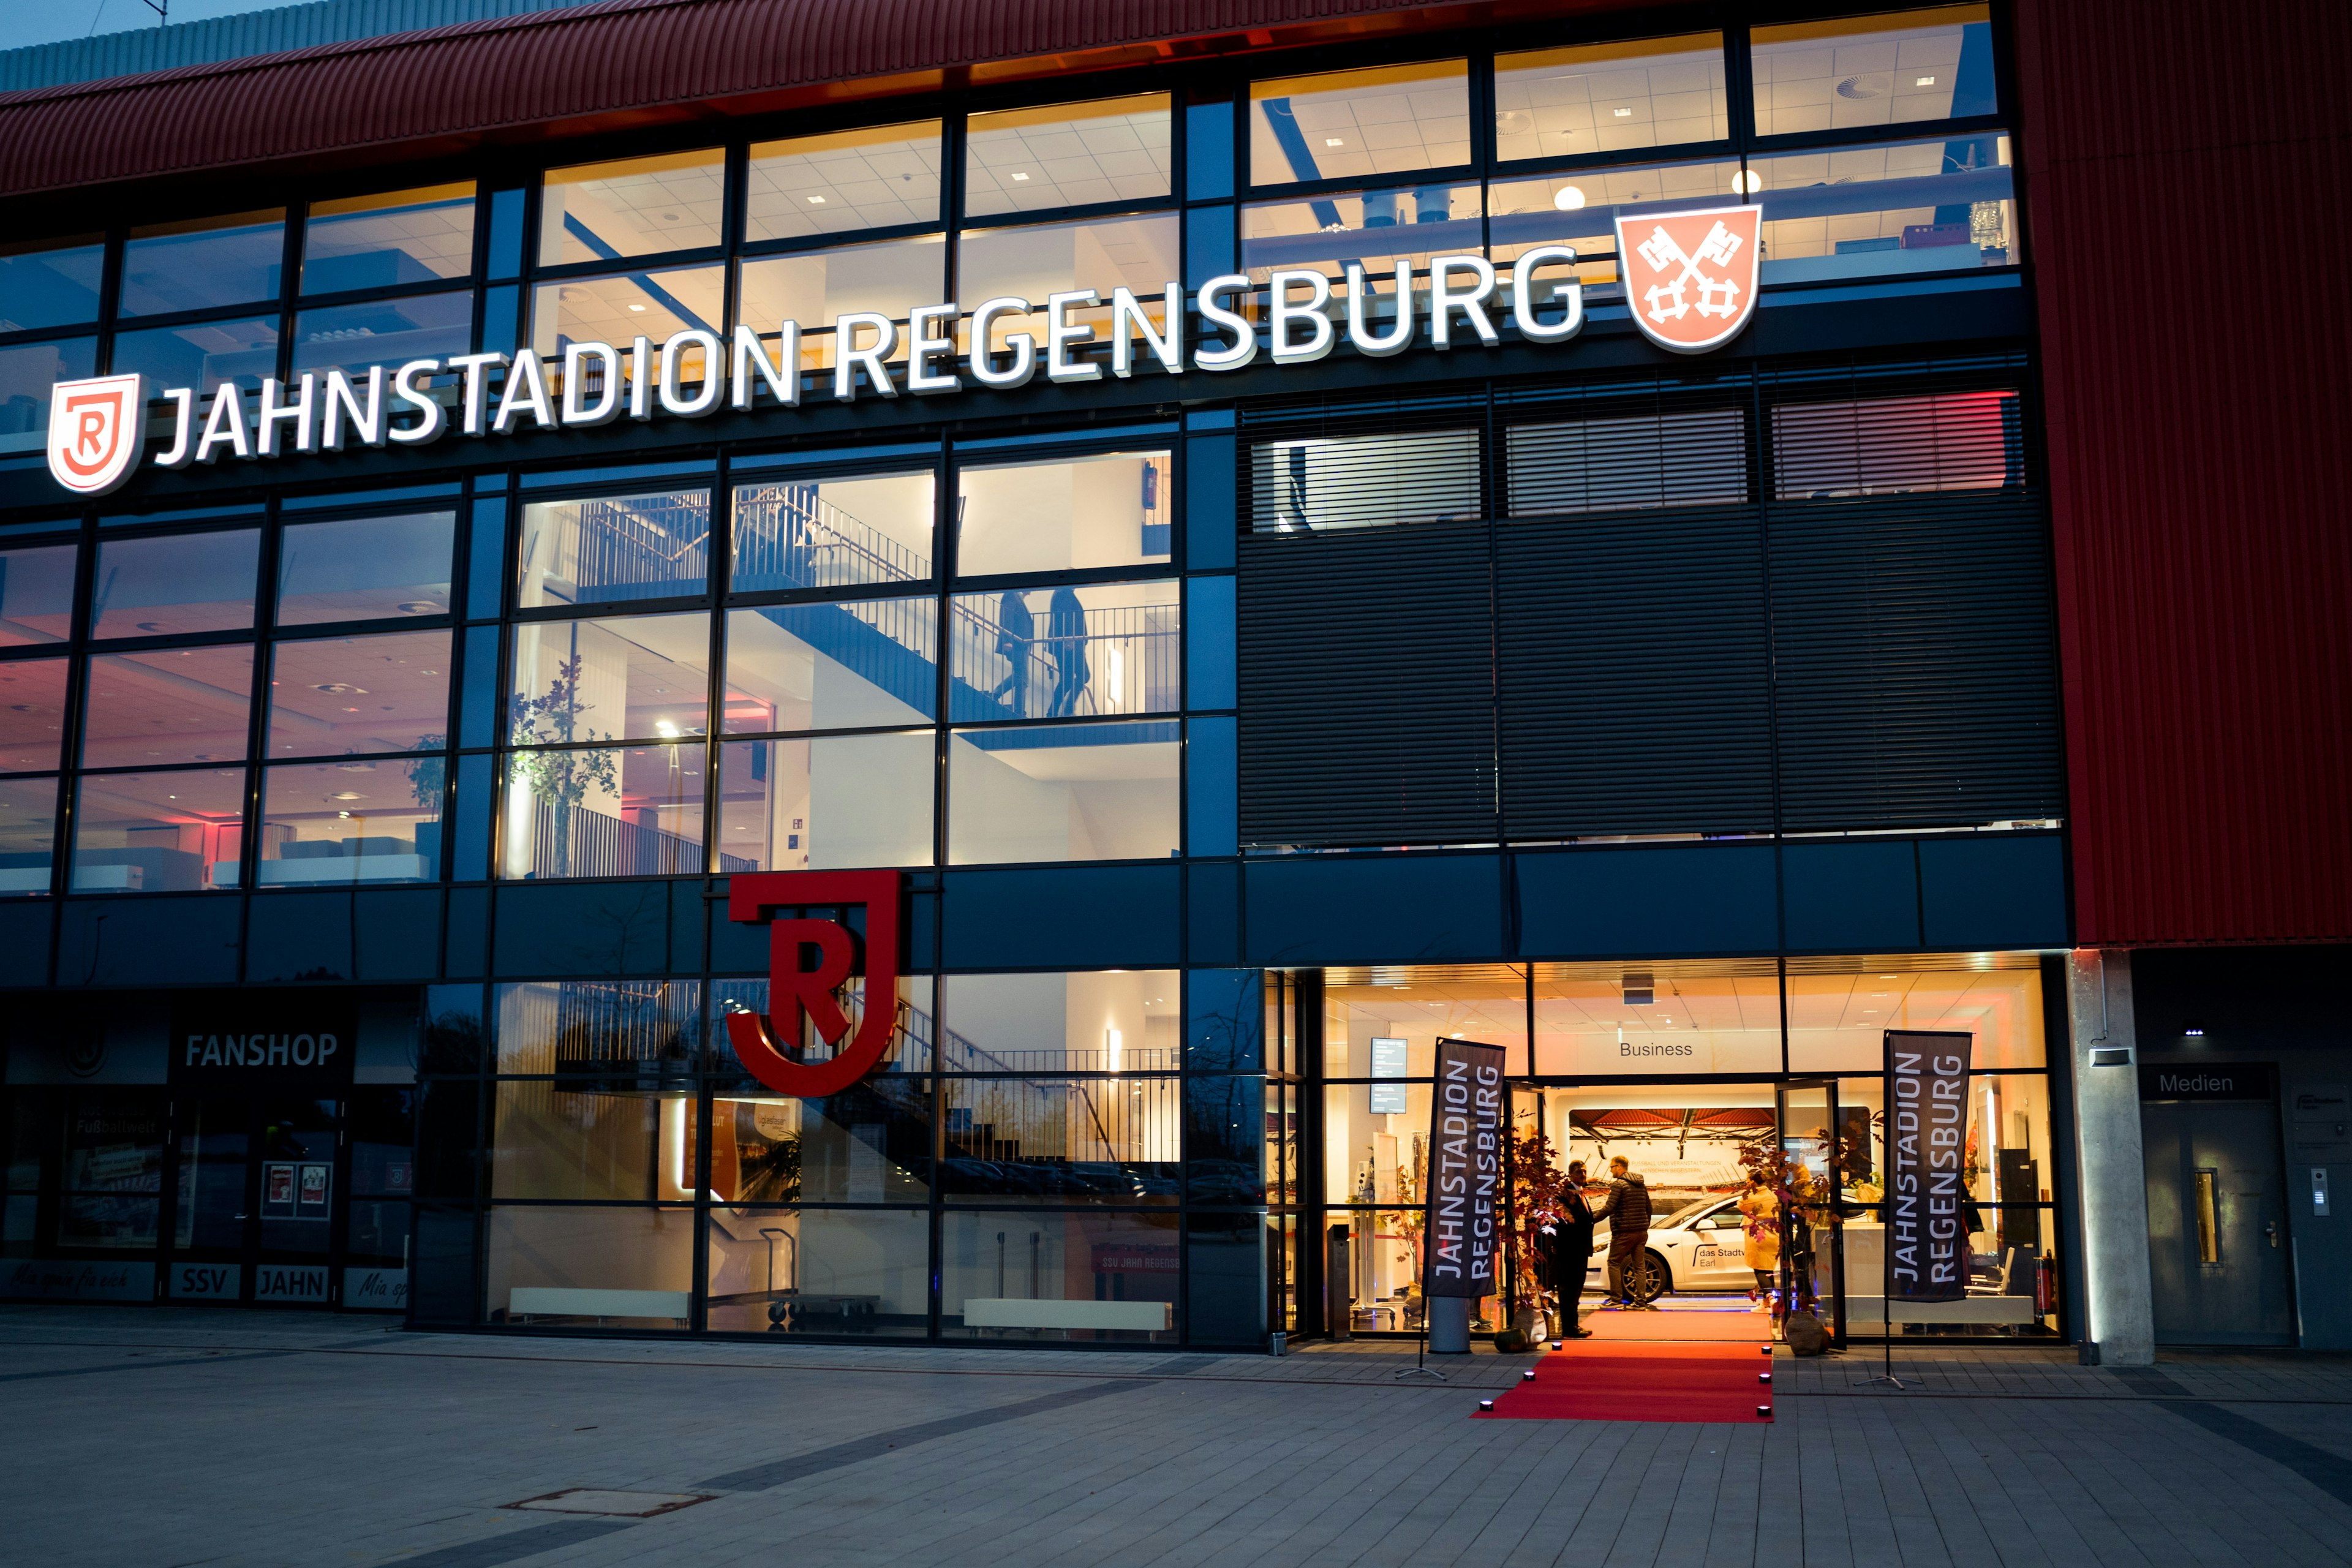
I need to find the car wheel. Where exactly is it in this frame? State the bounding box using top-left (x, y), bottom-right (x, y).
top-left (1637, 1250), bottom-right (1672, 1303)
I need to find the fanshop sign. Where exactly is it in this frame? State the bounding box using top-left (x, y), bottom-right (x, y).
top-left (43, 229), bottom-right (1763, 497)
top-left (723, 869), bottom-right (903, 1099)
top-left (170, 997), bottom-right (358, 1089)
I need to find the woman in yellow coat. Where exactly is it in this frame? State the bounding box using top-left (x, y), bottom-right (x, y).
top-left (1737, 1170), bottom-right (1781, 1311)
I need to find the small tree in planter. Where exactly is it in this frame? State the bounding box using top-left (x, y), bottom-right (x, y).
top-left (1393, 1134), bottom-right (1426, 1327)
top-left (1505, 1125), bottom-right (1572, 1341)
top-left (510, 655), bottom-right (618, 879)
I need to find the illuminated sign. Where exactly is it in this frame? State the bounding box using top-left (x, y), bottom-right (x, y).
top-left (1612, 204), bottom-right (1762, 355)
top-left (39, 227), bottom-right (1784, 495)
top-left (723, 869), bottom-right (903, 1098)
top-left (45, 372), bottom-right (145, 497)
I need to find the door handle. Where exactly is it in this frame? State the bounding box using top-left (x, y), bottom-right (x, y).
top-left (2264, 1221), bottom-right (2279, 1249)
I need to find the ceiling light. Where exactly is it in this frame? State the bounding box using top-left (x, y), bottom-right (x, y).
top-left (654, 720), bottom-right (679, 738)
top-left (1732, 168), bottom-right (1762, 194)
top-left (1612, 107), bottom-right (1632, 118)
top-left (807, 195), bottom-right (827, 204)
top-left (628, 303), bottom-right (647, 312)
top-left (1553, 185), bottom-right (1586, 211)
top-left (329, 791), bottom-right (364, 802)
top-left (1011, 172), bottom-right (1030, 181)
top-left (1879, 974), bottom-right (1898, 979)
top-left (1915, 75), bottom-right (1937, 87)
top-left (2184, 1022), bottom-right (2206, 1038)
top-left (1324, 137), bottom-right (1344, 147)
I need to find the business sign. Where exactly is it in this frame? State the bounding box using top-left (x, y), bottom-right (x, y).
top-left (724, 869), bottom-right (903, 1098)
top-left (1421, 1036), bottom-right (1507, 1300)
top-left (1613, 204), bottom-right (1762, 354)
top-left (170, 997), bottom-right (358, 1090)
top-left (2139, 1063), bottom-right (2276, 1102)
top-left (42, 222), bottom-right (1761, 496)
top-left (1884, 1028), bottom-right (1972, 1304)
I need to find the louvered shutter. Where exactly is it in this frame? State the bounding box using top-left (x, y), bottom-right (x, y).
top-left (1764, 358), bottom-right (2060, 830)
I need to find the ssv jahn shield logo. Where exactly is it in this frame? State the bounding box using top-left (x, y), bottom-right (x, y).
top-left (725, 870), bottom-right (903, 1098)
top-left (47, 374), bottom-right (145, 496)
top-left (1612, 204), bottom-right (1762, 354)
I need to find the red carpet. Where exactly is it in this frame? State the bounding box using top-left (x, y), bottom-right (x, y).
top-left (1476, 1338), bottom-right (1774, 1423)
top-left (1580, 1304), bottom-right (1769, 1342)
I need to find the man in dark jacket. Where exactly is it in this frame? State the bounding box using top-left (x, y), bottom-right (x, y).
top-left (1592, 1156), bottom-right (1654, 1308)
top-left (1540, 1160), bottom-right (1598, 1337)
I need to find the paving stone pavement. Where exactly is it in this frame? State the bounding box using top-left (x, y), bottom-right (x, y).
top-left (3, 1306), bottom-right (2348, 1567)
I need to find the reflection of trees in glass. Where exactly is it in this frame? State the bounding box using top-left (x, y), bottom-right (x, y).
top-left (509, 655), bottom-right (617, 879)
top-left (404, 734), bottom-right (446, 813)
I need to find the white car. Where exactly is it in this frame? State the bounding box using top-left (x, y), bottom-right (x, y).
top-left (1583, 1196), bottom-right (1758, 1300)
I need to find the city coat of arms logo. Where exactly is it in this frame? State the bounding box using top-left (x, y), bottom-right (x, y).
top-left (46, 373), bottom-right (146, 496)
top-left (724, 869), bottom-right (903, 1098)
top-left (1611, 204), bottom-right (1762, 354)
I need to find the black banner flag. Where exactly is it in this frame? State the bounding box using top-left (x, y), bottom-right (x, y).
top-left (1884, 1028), bottom-right (1973, 1304)
top-left (1422, 1037), bottom-right (1507, 1300)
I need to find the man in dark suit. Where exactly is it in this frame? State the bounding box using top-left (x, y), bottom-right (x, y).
top-left (1542, 1160), bottom-right (1598, 1338)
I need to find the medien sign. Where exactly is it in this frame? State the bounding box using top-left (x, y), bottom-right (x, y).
top-left (43, 221), bottom-right (1758, 498)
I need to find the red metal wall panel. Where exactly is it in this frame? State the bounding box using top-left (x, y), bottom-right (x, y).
top-left (2016, 0), bottom-right (2352, 945)
top-left (0, 0), bottom-right (1556, 200)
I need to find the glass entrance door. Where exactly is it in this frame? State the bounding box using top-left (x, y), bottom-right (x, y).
top-left (166, 1099), bottom-right (252, 1303)
top-left (253, 1099), bottom-right (339, 1306)
top-left (166, 1099), bottom-right (339, 1307)
top-left (1776, 1080), bottom-right (1844, 1346)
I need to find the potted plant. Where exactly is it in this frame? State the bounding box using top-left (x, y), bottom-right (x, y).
top-left (1504, 1126), bottom-right (1570, 1343)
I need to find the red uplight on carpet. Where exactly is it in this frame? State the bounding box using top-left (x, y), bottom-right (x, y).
top-left (1474, 1340), bottom-right (1776, 1423)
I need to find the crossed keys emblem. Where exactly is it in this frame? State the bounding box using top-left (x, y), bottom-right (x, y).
top-left (1635, 221), bottom-right (1745, 323)
top-left (1611, 203), bottom-right (1763, 355)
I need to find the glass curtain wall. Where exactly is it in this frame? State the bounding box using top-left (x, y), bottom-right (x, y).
top-left (453, 965), bottom-right (1265, 1344)
top-left (4, 2), bottom-right (2016, 458)
top-left (1295, 954), bottom-right (2061, 1341)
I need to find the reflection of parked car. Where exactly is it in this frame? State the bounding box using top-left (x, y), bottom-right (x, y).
top-left (1585, 1195), bottom-right (1758, 1300)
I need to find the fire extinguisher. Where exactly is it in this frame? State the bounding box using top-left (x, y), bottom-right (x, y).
top-left (2035, 1253), bottom-right (2054, 1315)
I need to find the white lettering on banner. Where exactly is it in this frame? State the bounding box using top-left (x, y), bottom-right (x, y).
top-left (1422, 1041), bottom-right (1507, 1298)
top-left (50, 252), bottom-right (1606, 494)
top-left (1883, 1033), bottom-right (1973, 1302)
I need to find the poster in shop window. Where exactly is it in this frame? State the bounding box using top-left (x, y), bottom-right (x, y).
top-left (1883, 1029), bottom-right (1973, 1304)
top-left (1420, 1037), bottom-right (1507, 1300)
top-left (263, 1163), bottom-right (296, 1218)
top-left (297, 1163), bottom-right (331, 1215)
